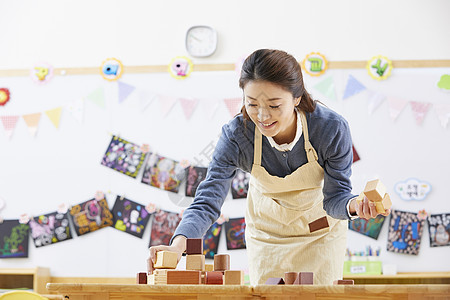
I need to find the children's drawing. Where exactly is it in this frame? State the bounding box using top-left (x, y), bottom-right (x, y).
top-left (224, 217), bottom-right (246, 250)
top-left (428, 213), bottom-right (450, 247)
top-left (29, 211), bottom-right (72, 247)
top-left (231, 169), bottom-right (250, 199)
top-left (0, 219), bottom-right (29, 258)
top-left (111, 196), bottom-right (152, 238)
top-left (101, 135), bottom-right (147, 178)
top-left (69, 198), bottom-right (114, 236)
top-left (387, 209), bottom-right (424, 255)
top-left (148, 210), bottom-right (181, 247)
top-left (185, 166), bottom-right (208, 197)
top-left (141, 153), bottom-right (186, 193)
top-left (203, 222), bottom-right (222, 259)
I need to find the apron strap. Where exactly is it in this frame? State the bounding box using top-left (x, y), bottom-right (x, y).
top-left (299, 111), bottom-right (319, 163)
top-left (254, 127), bottom-right (262, 166)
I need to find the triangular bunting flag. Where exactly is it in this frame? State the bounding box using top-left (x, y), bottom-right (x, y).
top-left (139, 90), bottom-right (157, 111)
top-left (158, 95), bottom-right (177, 117)
top-left (179, 97), bottom-right (199, 120)
top-left (387, 96), bottom-right (409, 121)
top-left (45, 107), bottom-right (63, 129)
top-left (343, 75), bottom-right (366, 100)
top-left (22, 112), bottom-right (41, 137)
top-left (117, 81), bottom-right (136, 104)
top-left (66, 98), bottom-right (84, 124)
top-left (313, 76), bottom-right (336, 101)
top-left (410, 101), bottom-right (431, 125)
top-left (433, 104), bottom-right (450, 128)
top-left (223, 98), bottom-right (242, 117)
top-left (367, 91), bottom-right (386, 115)
top-left (86, 87), bottom-right (105, 108)
top-left (200, 98), bottom-right (220, 119)
top-left (0, 115), bottom-right (20, 139)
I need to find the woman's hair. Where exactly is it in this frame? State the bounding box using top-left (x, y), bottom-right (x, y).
top-left (239, 49), bottom-right (316, 120)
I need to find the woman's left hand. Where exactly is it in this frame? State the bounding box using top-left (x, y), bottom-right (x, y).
top-left (351, 195), bottom-right (391, 220)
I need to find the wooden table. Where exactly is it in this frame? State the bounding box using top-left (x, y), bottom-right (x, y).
top-left (46, 283), bottom-right (450, 300)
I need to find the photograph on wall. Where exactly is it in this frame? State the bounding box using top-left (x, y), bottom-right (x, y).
top-left (141, 153), bottom-right (186, 193)
top-left (387, 209), bottom-right (424, 255)
top-left (69, 198), bottom-right (114, 236)
top-left (348, 215), bottom-right (385, 239)
top-left (0, 219), bottom-right (29, 258)
top-left (29, 211), bottom-right (72, 247)
top-left (185, 166), bottom-right (208, 197)
top-left (101, 135), bottom-right (147, 179)
top-left (427, 213), bottom-right (450, 247)
top-left (148, 210), bottom-right (181, 247)
top-left (203, 222), bottom-right (222, 259)
top-left (224, 217), bottom-right (246, 250)
top-left (111, 196), bottom-right (151, 238)
top-left (231, 169), bottom-right (250, 199)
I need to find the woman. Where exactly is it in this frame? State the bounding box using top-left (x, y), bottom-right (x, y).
top-left (149, 49), bottom-right (390, 285)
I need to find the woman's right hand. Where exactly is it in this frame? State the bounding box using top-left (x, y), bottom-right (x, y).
top-left (147, 235), bottom-right (187, 273)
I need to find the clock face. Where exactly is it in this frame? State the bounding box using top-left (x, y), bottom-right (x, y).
top-left (185, 26), bottom-right (217, 57)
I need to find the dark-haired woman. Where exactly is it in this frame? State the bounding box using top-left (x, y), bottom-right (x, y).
top-left (149, 49), bottom-right (390, 285)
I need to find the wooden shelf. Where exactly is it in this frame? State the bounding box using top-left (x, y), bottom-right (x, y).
top-left (0, 267), bottom-right (50, 294)
top-left (344, 271), bottom-right (450, 284)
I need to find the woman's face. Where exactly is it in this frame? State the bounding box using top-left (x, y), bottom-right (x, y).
top-left (244, 81), bottom-right (299, 141)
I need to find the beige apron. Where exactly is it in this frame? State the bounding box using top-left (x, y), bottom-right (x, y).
top-left (245, 111), bottom-right (348, 285)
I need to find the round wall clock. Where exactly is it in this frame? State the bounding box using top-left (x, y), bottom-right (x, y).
top-left (185, 25), bottom-right (218, 57)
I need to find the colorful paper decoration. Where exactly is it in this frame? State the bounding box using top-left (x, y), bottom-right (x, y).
top-left (224, 98), bottom-right (242, 117)
top-left (395, 178), bottom-right (431, 201)
top-left (101, 135), bottom-right (147, 179)
top-left (352, 145), bottom-right (360, 163)
top-left (148, 210), bottom-right (181, 247)
top-left (139, 90), bottom-right (157, 111)
top-left (203, 222), bottom-right (222, 259)
top-left (0, 116), bottom-right (19, 139)
top-left (45, 107), bottom-right (63, 129)
top-left (301, 52), bottom-right (328, 76)
top-left (29, 211), bottom-right (72, 247)
top-left (387, 96), bottom-right (409, 121)
top-left (31, 62), bottom-right (54, 84)
top-left (0, 219), bottom-right (30, 258)
top-left (366, 55), bottom-right (393, 80)
top-left (69, 197), bottom-right (114, 236)
top-left (169, 56), bottom-right (193, 79)
top-left (437, 74), bottom-right (450, 91)
top-left (313, 76), bottom-right (336, 101)
top-left (86, 87), bottom-right (105, 108)
top-left (231, 169), bottom-right (250, 199)
top-left (224, 217), bottom-right (246, 250)
top-left (427, 213), bottom-right (450, 247)
top-left (101, 58), bottom-right (124, 81)
top-left (433, 104), bottom-right (450, 128)
top-left (0, 88), bottom-right (11, 106)
top-left (118, 81), bottom-right (136, 103)
top-left (111, 196), bottom-right (151, 238)
top-left (367, 91), bottom-right (386, 115)
top-left (66, 98), bottom-right (84, 124)
top-left (387, 209), bottom-right (424, 255)
top-left (348, 215), bottom-right (385, 239)
top-left (185, 166), bottom-right (208, 197)
top-left (343, 75), bottom-right (366, 100)
top-left (410, 101), bottom-right (431, 125)
top-left (201, 98), bottom-right (220, 120)
top-left (157, 95), bottom-right (178, 117)
top-left (22, 112), bottom-right (42, 137)
top-left (179, 97), bottom-right (199, 120)
top-left (141, 153), bottom-right (186, 193)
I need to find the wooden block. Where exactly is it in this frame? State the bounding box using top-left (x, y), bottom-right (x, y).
top-left (147, 258), bottom-right (154, 275)
top-left (224, 270), bottom-right (244, 285)
top-left (205, 264), bottom-right (214, 272)
top-left (167, 270), bottom-right (201, 284)
top-left (201, 271), bottom-right (206, 284)
top-left (375, 193), bottom-right (392, 214)
top-left (333, 279), bottom-right (354, 285)
top-left (284, 272), bottom-right (298, 285)
top-left (154, 251), bottom-right (178, 269)
top-left (186, 254), bottom-right (205, 271)
top-left (186, 238), bottom-right (203, 255)
top-left (308, 216), bottom-right (329, 233)
top-left (136, 272), bottom-right (147, 284)
top-left (206, 271), bottom-right (223, 285)
top-left (265, 277), bottom-right (285, 285)
top-left (214, 254), bottom-right (230, 271)
top-left (293, 272), bottom-right (313, 285)
top-left (363, 179), bottom-right (387, 202)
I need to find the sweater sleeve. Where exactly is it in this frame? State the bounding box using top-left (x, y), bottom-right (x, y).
top-left (171, 123), bottom-right (240, 242)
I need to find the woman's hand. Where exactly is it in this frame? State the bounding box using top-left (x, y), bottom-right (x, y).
top-left (147, 235), bottom-right (187, 273)
top-left (350, 196), bottom-right (391, 220)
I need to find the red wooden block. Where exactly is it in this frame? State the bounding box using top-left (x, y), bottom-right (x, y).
top-left (206, 271), bottom-right (223, 285)
top-left (293, 272), bottom-right (313, 285)
top-left (333, 279), bottom-right (354, 285)
top-left (213, 254), bottom-right (230, 271)
top-left (136, 272), bottom-right (147, 284)
top-left (167, 270), bottom-right (201, 284)
top-left (186, 238), bottom-right (203, 255)
top-left (265, 277), bottom-right (285, 285)
top-left (284, 272), bottom-right (298, 285)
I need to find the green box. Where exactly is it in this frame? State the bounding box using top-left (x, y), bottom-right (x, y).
top-left (343, 261), bottom-right (382, 275)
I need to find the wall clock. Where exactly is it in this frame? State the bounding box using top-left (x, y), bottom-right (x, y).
top-left (185, 25), bottom-right (218, 57)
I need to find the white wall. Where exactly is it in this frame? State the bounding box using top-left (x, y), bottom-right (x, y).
top-left (0, 0), bottom-right (449, 277)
